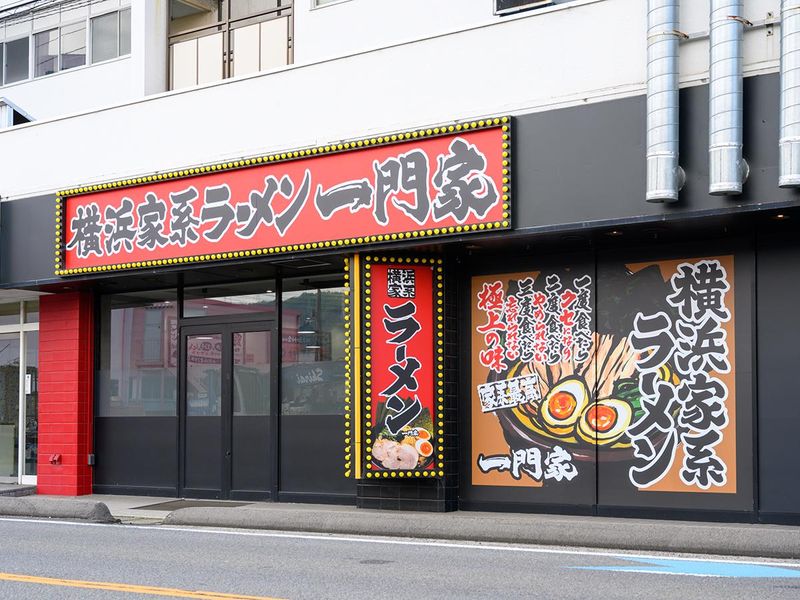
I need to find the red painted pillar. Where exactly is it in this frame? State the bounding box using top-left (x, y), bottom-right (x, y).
top-left (37, 292), bottom-right (94, 496)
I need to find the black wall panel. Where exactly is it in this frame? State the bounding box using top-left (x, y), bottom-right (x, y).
top-left (756, 233), bottom-right (800, 519)
top-left (512, 74), bottom-right (800, 234)
top-left (0, 195), bottom-right (56, 286)
top-left (93, 416), bottom-right (178, 494)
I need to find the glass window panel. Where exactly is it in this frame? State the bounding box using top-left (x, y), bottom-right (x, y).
top-left (119, 8), bottom-right (131, 56)
top-left (0, 45), bottom-right (4, 84)
top-left (24, 331), bottom-right (37, 476)
top-left (233, 331), bottom-right (270, 416)
top-left (97, 291), bottom-right (178, 417)
top-left (34, 29), bottom-right (58, 77)
top-left (91, 12), bottom-right (118, 63)
top-left (314, 0), bottom-right (343, 6)
top-left (281, 275), bottom-right (346, 416)
top-left (61, 21), bottom-right (86, 70)
top-left (183, 281), bottom-right (276, 318)
top-left (5, 36), bottom-right (30, 84)
top-left (23, 301), bottom-right (38, 324)
top-left (186, 334), bottom-right (221, 416)
top-left (0, 334), bottom-right (20, 478)
top-left (170, 2), bottom-right (223, 36)
top-left (0, 303), bottom-right (19, 326)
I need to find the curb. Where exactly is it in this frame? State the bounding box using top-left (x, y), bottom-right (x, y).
top-left (163, 507), bottom-right (800, 560)
top-left (0, 497), bottom-right (116, 523)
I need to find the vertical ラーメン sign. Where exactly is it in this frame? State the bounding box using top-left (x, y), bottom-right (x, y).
top-left (363, 257), bottom-right (444, 478)
top-left (55, 119), bottom-right (511, 275)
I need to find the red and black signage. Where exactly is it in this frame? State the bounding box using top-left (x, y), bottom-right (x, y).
top-left (363, 256), bottom-right (444, 478)
top-left (55, 119), bottom-right (510, 275)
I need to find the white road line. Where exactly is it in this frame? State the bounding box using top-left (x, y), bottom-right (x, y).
top-left (1, 515), bottom-right (798, 569)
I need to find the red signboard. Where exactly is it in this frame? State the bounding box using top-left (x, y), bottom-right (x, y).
top-left (56, 119), bottom-right (510, 275)
top-left (363, 257), bottom-right (444, 477)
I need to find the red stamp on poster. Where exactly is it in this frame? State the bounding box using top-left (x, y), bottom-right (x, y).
top-left (366, 261), bottom-right (441, 474)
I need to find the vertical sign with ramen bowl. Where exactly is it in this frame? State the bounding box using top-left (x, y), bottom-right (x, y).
top-left (363, 256), bottom-right (444, 479)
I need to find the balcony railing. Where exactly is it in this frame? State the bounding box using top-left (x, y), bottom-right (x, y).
top-left (168, 0), bottom-right (293, 90)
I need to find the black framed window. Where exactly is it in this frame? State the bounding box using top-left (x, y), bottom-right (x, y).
top-left (183, 281), bottom-right (276, 318)
top-left (97, 290), bottom-right (178, 417)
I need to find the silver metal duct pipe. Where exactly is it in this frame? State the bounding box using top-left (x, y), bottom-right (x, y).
top-left (780, 1), bottom-right (800, 187)
top-left (709, 0), bottom-right (749, 195)
top-left (646, 0), bottom-right (684, 203)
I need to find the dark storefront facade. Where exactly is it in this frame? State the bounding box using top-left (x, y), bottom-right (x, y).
top-left (5, 72), bottom-right (800, 523)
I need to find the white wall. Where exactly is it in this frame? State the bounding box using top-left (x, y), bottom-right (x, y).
top-left (293, 0), bottom-right (499, 64)
top-left (0, 0), bottom-right (784, 200)
top-left (0, 57), bottom-right (134, 120)
top-left (0, 0), bottom-right (144, 120)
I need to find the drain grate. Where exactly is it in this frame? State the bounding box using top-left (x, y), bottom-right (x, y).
top-left (134, 500), bottom-right (252, 511)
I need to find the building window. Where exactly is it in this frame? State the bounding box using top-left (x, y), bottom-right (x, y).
top-left (34, 30), bottom-right (57, 77)
top-left (98, 291), bottom-right (178, 417)
top-left (169, 0), bottom-right (292, 90)
top-left (91, 9), bottom-right (131, 65)
top-left (3, 37), bottom-right (30, 85)
top-left (0, 300), bottom-right (39, 485)
top-left (60, 21), bottom-right (87, 70)
top-left (33, 21), bottom-right (87, 78)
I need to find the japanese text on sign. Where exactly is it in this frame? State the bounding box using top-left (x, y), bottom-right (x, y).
top-left (61, 127), bottom-right (508, 273)
top-left (628, 259), bottom-right (731, 490)
top-left (475, 273), bottom-right (593, 374)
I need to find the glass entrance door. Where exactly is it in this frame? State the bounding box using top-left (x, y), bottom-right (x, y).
top-left (180, 323), bottom-right (275, 500)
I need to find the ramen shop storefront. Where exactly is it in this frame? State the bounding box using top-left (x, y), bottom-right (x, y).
top-left (44, 118), bottom-right (509, 502)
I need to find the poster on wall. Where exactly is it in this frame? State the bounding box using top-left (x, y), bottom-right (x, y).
top-left (471, 267), bottom-right (596, 499)
top-left (470, 255), bottom-right (745, 507)
top-left (364, 257), bottom-right (444, 478)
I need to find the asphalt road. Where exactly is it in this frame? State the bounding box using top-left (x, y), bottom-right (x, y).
top-left (2, 517), bottom-right (800, 600)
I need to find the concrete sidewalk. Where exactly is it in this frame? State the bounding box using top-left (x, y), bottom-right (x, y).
top-left (3, 493), bottom-right (800, 560)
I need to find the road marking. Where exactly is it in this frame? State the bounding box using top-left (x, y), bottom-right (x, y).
top-left (0, 571), bottom-right (285, 600)
top-left (2, 516), bottom-right (800, 571)
top-left (572, 557), bottom-right (800, 578)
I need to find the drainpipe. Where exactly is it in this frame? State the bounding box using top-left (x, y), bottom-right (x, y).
top-left (646, 0), bottom-right (685, 203)
top-left (780, 1), bottom-right (800, 187)
top-left (709, 0), bottom-right (750, 195)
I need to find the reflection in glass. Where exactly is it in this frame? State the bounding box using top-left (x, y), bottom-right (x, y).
top-left (281, 276), bottom-right (346, 416)
top-left (98, 291), bottom-right (178, 417)
top-left (61, 22), bottom-right (87, 70)
top-left (120, 8), bottom-right (131, 56)
top-left (91, 12), bottom-right (118, 63)
top-left (183, 281), bottom-right (276, 318)
top-left (186, 334), bottom-right (222, 416)
top-left (0, 335), bottom-right (20, 478)
top-left (0, 303), bottom-right (19, 327)
top-left (34, 29), bottom-right (58, 76)
top-left (24, 301), bottom-right (39, 324)
top-left (6, 37), bottom-right (30, 84)
top-left (24, 331), bottom-right (38, 476)
top-left (233, 331), bottom-right (270, 416)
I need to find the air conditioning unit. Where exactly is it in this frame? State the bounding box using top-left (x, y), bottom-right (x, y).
top-left (494, 0), bottom-right (554, 16)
